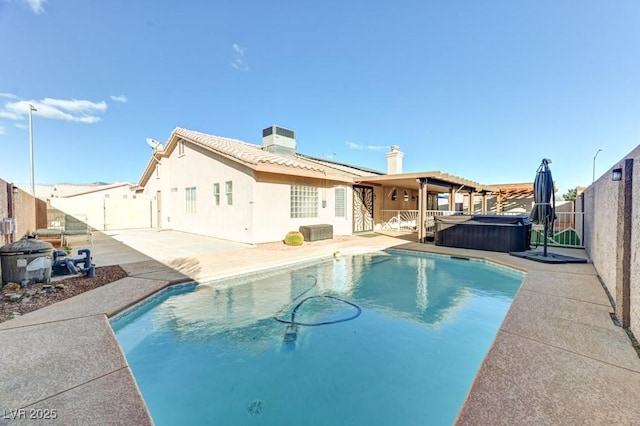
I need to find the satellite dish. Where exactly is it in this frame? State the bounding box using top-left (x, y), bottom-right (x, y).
top-left (145, 138), bottom-right (164, 151)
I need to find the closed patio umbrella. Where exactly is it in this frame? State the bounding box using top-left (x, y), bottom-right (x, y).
top-left (529, 158), bottom-right (555, 256)
top-left (511, 158), bottom-right (585, 263)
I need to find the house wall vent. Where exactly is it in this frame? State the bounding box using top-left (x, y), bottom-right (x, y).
top-left (262, 126), bottom-right (296, 157)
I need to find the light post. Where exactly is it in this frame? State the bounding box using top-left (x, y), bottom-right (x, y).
top-left (28, 104), bottom-right (37, 196)
top-left (592, 148), bottom-right (603, 183)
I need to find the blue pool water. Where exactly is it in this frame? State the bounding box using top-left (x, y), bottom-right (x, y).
top-left (112, 250), bottom-right (523, 425)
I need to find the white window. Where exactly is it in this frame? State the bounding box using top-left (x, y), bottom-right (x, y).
top-left (185, 187), bottom-right (196, 213)
top-left (335, 187), bottom-right (346, 218)
top-left (225, 181), bottom-right (233, 205)
top-left (213, 183), bottom-right (220, 206)
top-left (178, 141), bottom-right (185, 156)
top-left (155, 164), bottom-right (160, 179)
top-left (291, 185), bottom-right (318, 218)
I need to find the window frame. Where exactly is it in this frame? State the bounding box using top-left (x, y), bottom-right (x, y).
top-left (213, 183), bottom-right (220, 206)
top-left (185, 186), bottom-right (197, 213)
top-left (334, 186), bottom-right (347, 218)
top-left (225, 181), bottom-right (233, 205)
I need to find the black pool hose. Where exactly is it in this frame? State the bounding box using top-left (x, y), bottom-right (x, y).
top-left (274, 295), bottom-right (362, 327)
top-left (273, 274), bottom-right (362, 327)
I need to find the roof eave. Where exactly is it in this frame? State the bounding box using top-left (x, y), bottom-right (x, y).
top-left (255, 163), bottom-right (353, 183)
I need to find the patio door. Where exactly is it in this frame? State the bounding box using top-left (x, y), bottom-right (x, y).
top-left (353, 185), bottom-right (374, 233)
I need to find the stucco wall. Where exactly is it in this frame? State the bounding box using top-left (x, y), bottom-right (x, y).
top-left (141, 144), bottom-right (256, 243)
top-left (140, 174), bottom-right (160, 228)
top-left (141, 142), bottom-right (355, 244)
top-left (49, 185), bottom-right (151, 231)
top-left (0, 180), bottom-right (8, 229)
top-left (376, 186), bottom-right (419, 212)
top-left (0, 178), bottom-right (38, 244)
top-left (0, 179), bottom-right (10, 246)
top-left (253, 174), bottom-right (353, 243)
top-left (584, 159), bottom-right (622, 304)
top-left (632, 154), bottom-right (640, 337)
top-left (12, 187), bottom-right (37, 238)
top-left (50, 197), bottom-right (152, 231)
top-left (583, 144), bottom-right (640, 336)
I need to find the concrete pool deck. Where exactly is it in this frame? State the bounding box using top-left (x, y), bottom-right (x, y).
top-left (1, 229), bottom-right (639, 424)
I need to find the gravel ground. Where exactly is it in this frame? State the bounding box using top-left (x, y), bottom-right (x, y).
top-left (0, 265), bottom-right (128, 323)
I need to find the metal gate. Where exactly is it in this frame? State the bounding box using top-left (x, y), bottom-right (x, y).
top-left (530, 211), bottom-right (585, 248)
top-left (353, 185), bottom-right (374, 233)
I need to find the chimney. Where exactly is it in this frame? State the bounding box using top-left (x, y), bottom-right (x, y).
top-left (262, 126), bottom-right (296, 157)
top-left (386, 145), bottom-right (404, 174)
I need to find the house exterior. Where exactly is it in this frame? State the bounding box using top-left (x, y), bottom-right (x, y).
top-left (133, 126), bottom-right (517, 244)
top-left (136, 126), bottom-right (381, 244)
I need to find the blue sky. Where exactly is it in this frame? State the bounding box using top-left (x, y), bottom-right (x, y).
top-left (1, 0), bottom-right (638, 195)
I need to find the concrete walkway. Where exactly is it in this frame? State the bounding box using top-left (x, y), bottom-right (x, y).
top-left (1, 230), bottom-right (639, 424)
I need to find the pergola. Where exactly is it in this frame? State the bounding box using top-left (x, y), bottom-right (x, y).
top-left (491, 182), bottom-right (535, 211)
top-left (356, 172), bottom-right (499, 242)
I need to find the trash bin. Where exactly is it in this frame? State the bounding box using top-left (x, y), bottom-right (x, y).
top-left (0, 237), bottom-right (54, 286)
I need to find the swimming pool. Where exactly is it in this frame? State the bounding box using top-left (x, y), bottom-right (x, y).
top-left (112, 250), bottom-right (524, 425)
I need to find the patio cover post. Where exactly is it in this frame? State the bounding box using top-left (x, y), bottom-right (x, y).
top-left (418, 178), bottom-right (427, 243)
top-left (448, 188), bottom-right (455, 210)
top-left (482, 192), bottom-right (488, 213)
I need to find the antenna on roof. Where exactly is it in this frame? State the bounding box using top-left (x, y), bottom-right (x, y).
top-left (145, 138), bottom-right (164, 151)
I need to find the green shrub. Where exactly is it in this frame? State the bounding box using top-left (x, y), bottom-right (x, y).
top-left (284, 231), bottom-right (304, 246)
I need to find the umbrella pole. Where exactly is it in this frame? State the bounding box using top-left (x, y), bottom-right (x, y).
top-left (543, 218), bottom-right (548, 257)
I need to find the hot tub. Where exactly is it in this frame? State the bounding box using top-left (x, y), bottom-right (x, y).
top-left (435, 215), bottom-right (531, 253)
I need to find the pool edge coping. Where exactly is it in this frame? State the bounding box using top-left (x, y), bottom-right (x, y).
top-left (5, 239), bottom-right (637, 424)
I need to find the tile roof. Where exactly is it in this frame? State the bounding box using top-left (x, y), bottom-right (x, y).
top-left (173, 128), bottom-right (327, 173)
top-left (298, 154), bottom-right (383, 177)
top-left (52, 184), bottom-right (107, 197)
top-left (59, 182), bottom-right (134, 197)
top-left (15, 184), bottom-right (55, 200)
top-left (139, 127), bottom-right (376, 188)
